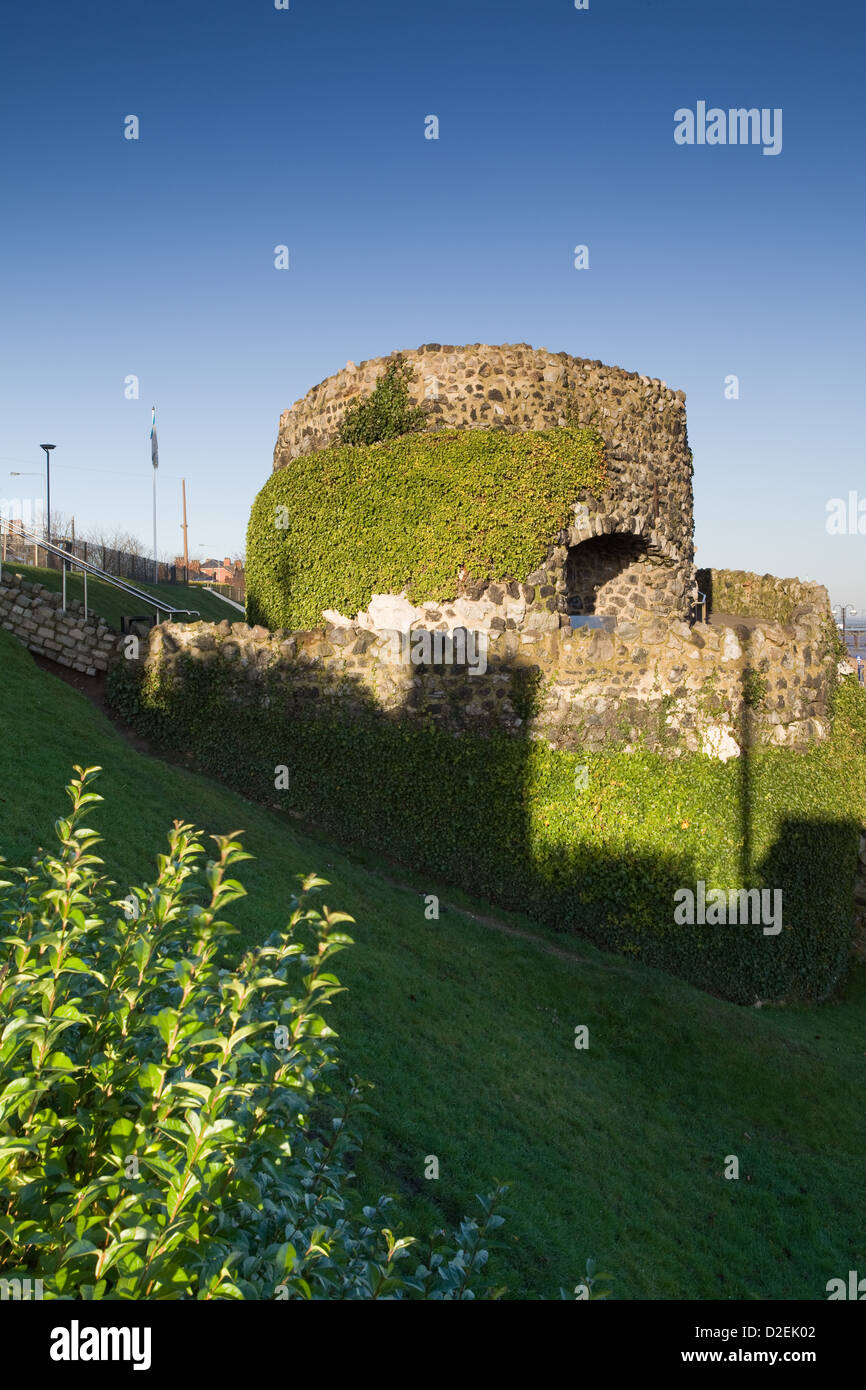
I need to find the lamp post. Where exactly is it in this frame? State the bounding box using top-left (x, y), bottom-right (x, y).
top-left (834, 603), bottom-right (864, 680)
top-left (832, 603), bottom-right (859, 663)
top-left (40, 445), bottom-right (56, 542)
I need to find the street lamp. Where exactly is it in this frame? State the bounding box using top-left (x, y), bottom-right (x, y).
top-left (832, 602), bottom-right (858, 647)
top-left (832, 602), bottom-right (857, 626)
top-left (40, 445), bottom-right (55, 541)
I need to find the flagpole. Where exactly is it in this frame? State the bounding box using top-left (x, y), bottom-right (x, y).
top-left (153, 466), bottom-right (157, 583)
top-left (151, 405), bottom-right (158, 585)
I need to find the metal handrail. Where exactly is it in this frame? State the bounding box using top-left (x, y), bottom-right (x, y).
top-left (0, 519), bottom-right (199, 624)
top-left (691, 590), bottom-right (707, 624)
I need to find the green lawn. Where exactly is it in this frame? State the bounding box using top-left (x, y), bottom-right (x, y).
top-left (0, 563), bottom-right (237, 627)
top-left (0, 626), bottom-right (862, 1300)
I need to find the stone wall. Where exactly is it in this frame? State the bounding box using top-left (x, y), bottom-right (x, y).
top-left (534, 606), bottom-right (831, 755)
top-left (140, 585), bottom-right (833, 757)
top-left (0, 572), bottom-right (121, 675)
top-left (697, 568), bottom-right (828, 625)
top-left (273, 343), bottom-right (696, 617)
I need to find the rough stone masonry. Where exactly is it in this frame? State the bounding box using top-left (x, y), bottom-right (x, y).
top-left (140, 590), bottom-right (832, 757)
top-left (0, 572), bottom-right (121, 675)
top-left (252, 343), bottom-right (836, 755)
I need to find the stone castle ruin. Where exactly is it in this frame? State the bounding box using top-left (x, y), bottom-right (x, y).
top-left (254, 343), bottom-right (832, 756)
top-left (273, 343), bottom-right (697, 635)
top-left (0, 342), bottom-right (835, 762)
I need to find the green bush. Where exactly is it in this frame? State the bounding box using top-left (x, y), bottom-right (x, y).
top-left (246, 427), bottom-right (606, 630)
top-left (110, 654), bottom-right (866, 1005)
top-left (338, 358), bottom-right (427, 447)
top-left (0, 767), bottom-right (507, 1300)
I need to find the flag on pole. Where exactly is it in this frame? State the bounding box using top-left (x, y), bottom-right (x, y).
top-left (151, 406), bottom-right (159, 469)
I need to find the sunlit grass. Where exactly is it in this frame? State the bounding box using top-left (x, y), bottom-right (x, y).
top-left (1, 563), bottom-right (235, 628)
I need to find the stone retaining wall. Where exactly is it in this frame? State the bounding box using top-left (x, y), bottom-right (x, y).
top-left (0, 572), bottom-right (121, 675)
top-left (140, 587), bottom-right (833, 757)
top-left (2, 560), bottom-right (831, 761)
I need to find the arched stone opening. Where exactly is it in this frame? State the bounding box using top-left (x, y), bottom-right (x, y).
top-left (557, 514), bottom-right (695, 621)
top-left (565, 533), bottom-right (652, 618)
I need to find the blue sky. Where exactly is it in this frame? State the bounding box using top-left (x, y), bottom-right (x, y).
top-left (1, 0), bottom-right (864, 609)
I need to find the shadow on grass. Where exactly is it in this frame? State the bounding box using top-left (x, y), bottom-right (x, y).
top-left (107, 622), bottom-right (858, 1006)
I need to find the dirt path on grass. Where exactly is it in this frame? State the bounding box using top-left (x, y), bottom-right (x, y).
top-left (31, 653), bottom-right (196, 766)
top-left (380, 881), bottom-right (607, 968)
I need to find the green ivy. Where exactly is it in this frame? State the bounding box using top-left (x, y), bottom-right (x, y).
top-left (741, 668), bottom-right (769, 709)
top-left (246, 427), bottom-right (606, 630)
top-left (109, 657), bottom-right (866, 1006)
top-left (338, 358), bottom-right (427, 446)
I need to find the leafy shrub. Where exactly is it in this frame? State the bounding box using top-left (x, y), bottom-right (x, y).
top-left (246, 426), bottom-right (606, 630)
top-left (0, 768), bottom-right (507, 1300)
top-left (338, 358), bottom-right (427, 447)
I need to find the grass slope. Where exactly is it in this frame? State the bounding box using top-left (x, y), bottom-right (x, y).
top-left (0, 627), bottom-right (863, 1300)
top-left (1, 563), bottom-right (234, 627)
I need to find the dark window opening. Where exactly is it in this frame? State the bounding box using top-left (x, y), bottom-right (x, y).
top-left (565, 533), bottom-right (649, 617)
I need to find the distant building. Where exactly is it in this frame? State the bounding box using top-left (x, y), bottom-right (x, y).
top-left (176, 554), bottom-right (245, 594)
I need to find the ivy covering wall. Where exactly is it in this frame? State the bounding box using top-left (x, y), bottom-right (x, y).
top-left (109, 652), bottom-right (865, 1006)
top-left (246, 427), bottom-right (606, 630)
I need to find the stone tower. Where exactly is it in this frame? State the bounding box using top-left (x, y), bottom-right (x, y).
top-left (272, 343), bottom-right (696, 625)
